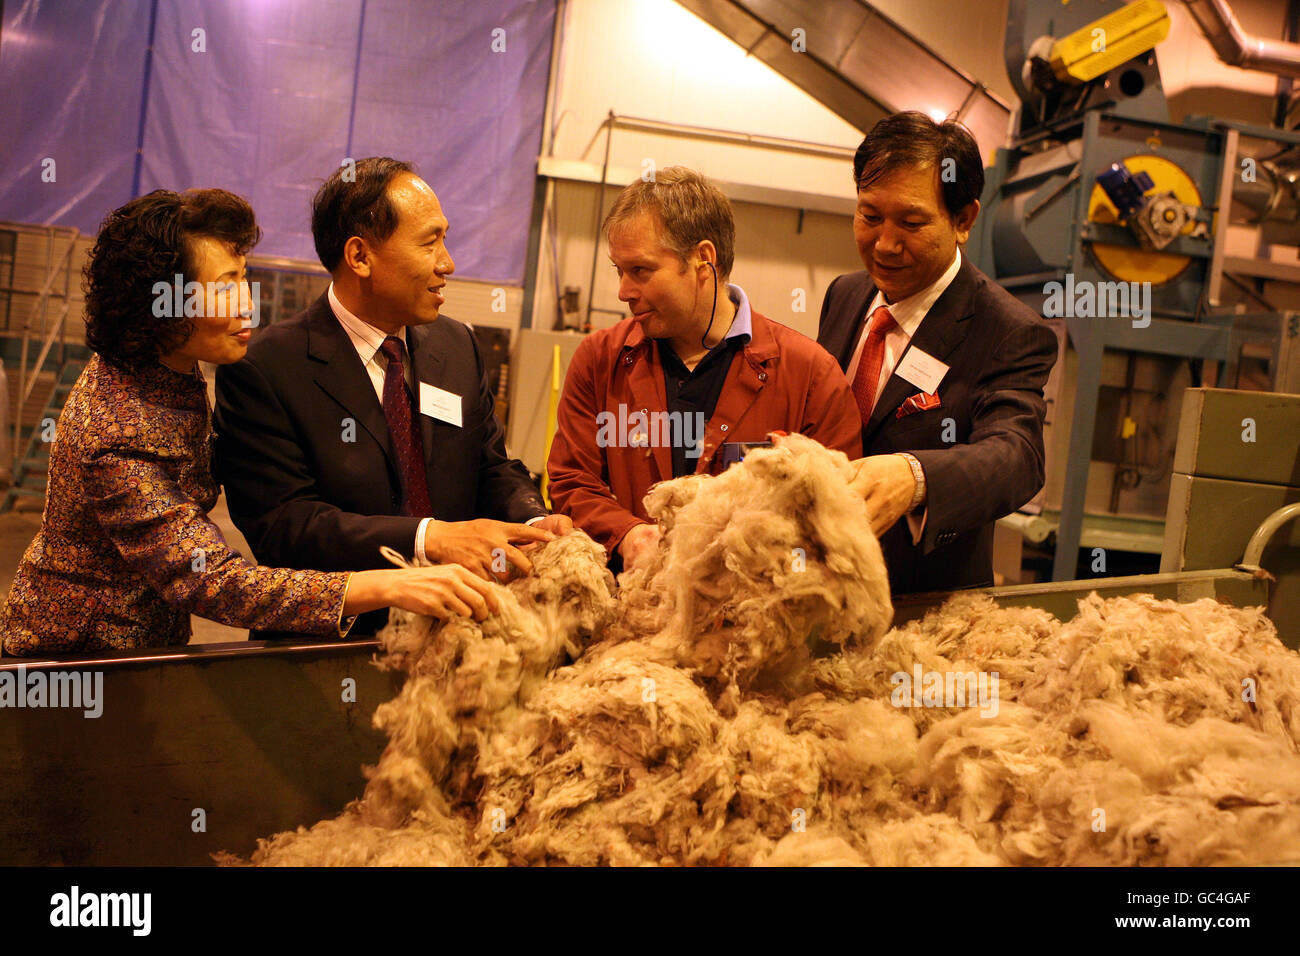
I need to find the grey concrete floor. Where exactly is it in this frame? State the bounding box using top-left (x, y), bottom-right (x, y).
top-left (1, 490), bottom-right (253, 646)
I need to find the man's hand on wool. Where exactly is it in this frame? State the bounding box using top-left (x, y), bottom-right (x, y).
top-left (618, 523), bottom-right (661, 570)
top-left (848, 454), bottom-right (919, 537)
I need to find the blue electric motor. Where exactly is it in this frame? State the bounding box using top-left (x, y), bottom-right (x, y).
top-left (1096, 162), bottom-right (1155, 220)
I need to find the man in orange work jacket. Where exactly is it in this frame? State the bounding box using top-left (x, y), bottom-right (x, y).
top-left (547, 167), bottom-right (862, 570)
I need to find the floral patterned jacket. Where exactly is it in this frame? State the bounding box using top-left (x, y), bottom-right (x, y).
top-left (1, 355), bottom-right (354, 656)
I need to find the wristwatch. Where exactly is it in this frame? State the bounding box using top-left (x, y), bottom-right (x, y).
top-left (896, 452), bottom-right (926, 513)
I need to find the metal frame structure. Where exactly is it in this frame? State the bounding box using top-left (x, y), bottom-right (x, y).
top-left (1052, 112), bottom-right (1236, 580)
top-left (976, 108), bottom-right (1242, 581)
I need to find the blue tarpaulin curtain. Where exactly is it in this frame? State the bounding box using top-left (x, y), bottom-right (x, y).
top-left (0, 0), bottom-right (555, 283)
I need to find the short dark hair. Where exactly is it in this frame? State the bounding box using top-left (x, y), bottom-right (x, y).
top-left (852, 111), bottom-right (984, 219)
top-left (310, 157), bottom-right (415, 272)
top-left (603, 166), bottom-right (736, 279)
top-left (84, 188), bottom-right (260, 371)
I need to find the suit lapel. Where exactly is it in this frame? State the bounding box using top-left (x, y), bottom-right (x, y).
top-left (862, 257), bottom-right (976, 443)
top-left (832, 275), bottom-right (875, 368)
top-left (306, 297), bottom-right (394, 467)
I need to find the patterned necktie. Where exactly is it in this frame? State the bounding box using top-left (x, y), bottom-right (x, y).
top-left (850, 305), bottom-right (898, 425)
top-left (379, 336), bottom-right (433, 517)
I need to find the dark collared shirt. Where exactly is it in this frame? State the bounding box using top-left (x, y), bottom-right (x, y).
top-left (657, 285), bottom-right (753, 477)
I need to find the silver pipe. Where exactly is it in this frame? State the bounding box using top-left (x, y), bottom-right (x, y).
top-left (1183, 0), bottom-right (1300, 78)
top-left (245, 252), bottom-right (327, 275)
top-left (1238, 501), bottom-right (1300, 568)
top-left (608, 113), bottom-right (855, 162)
top-left (540, 0), bottom-right (568, 159)
top-left (546, 178), bottom-right (564, 330)
top-left (0, 639), bottom-right (383, 670)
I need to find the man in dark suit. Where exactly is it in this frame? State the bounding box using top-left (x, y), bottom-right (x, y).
top-left (818, 112), bottom-right (1059, 594)
top-left (214, 157), bottom-right (570, 637)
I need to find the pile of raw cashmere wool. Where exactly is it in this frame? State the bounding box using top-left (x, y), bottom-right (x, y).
top-left (233, 434), bottom-right (1300, 867)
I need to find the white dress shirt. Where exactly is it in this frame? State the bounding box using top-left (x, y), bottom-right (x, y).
top-left (844, 250), bottom-right (962, 544)
top-left (329, 282), bottom-right (417, 397)
top-left (327, 283), bottom-right (435, 561)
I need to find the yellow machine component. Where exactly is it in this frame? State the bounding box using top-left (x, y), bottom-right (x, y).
top-left (1051, 0), bottom-right (1170, 84)
top-left (1087, 153), bottom-right (1203, 285)
top-left (539, 344), bottom-right (561, 510)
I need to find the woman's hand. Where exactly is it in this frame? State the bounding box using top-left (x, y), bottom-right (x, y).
top-left (344, 565), bottom-right (501, 621)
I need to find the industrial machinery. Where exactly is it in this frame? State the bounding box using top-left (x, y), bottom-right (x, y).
top-left (971, 0), bottom-right (1300, 582)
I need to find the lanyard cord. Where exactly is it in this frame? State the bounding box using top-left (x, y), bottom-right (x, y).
top-left (699, 261), bottom-right (719, 350)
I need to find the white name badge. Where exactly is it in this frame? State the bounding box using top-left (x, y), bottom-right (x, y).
top-left (419, 382), bottom-right (463, 427)
top-left (894, 346), bottom-right (949, 395)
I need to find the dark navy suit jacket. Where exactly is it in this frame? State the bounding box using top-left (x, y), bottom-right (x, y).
top-left (818, 255), bottom-right (1059, 594)
top-left (214, 292), bottom-right (545, 636)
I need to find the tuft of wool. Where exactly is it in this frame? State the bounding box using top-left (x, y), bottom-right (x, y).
top-left (241, 531), bottom-right (618, 866)
top-left (234, 434), bottom-right (1300, 867)
top-left (612, 434), bottom-right (894, 694)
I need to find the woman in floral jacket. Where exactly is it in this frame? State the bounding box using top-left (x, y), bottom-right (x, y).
top-left (1, 189), bottom-right (498, 656)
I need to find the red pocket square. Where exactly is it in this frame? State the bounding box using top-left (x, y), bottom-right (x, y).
top-left (896, 392), bottom-right (941, 419)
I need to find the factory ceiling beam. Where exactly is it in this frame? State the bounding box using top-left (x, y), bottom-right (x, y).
top-left (672, 0), bottom-right (1011, 153)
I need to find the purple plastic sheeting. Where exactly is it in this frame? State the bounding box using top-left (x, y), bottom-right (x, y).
top-left (0, 0), bottom-right (556, 284)
top-left (347, 0), bottom-right (556, 283)
top-left (0, 0), bottom-right (153, 235)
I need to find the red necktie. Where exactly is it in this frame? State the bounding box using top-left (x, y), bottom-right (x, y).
top-left (379, 337), bottom-right (433, 517)
top-left (850, 305), bottom-right (898, 424)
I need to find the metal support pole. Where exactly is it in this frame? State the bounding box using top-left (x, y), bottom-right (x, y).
top-left (1053, 311), bottom-right (1104, 581)
top-left (583, 112), bottom-right (614, 332)
top-left (519, 175), bottom-right (549, 331)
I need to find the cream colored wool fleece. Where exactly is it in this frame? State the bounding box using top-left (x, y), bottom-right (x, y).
top-left (233, 434), bottom-right (1300, 867)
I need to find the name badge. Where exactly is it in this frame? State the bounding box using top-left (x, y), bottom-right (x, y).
top-left (419, 382), bottom-right (463, 427)
top-left (894, 346), bottom-right (948, 395)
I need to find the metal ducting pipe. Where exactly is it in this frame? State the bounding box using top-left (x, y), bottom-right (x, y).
top-left (671, 0), bottom-right (1010, 155)
top-left (1232, 157), bottom-right (1300, 229)
top-left (1182, 0), bottom-right (1300, 78)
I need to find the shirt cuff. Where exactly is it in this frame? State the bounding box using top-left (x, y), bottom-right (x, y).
top-left (905, 506), bottom-right (927, 546)
top-left (337, 573), bottom-right (359, 638)
top-left (414, 517), bottom-right (432, 567)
